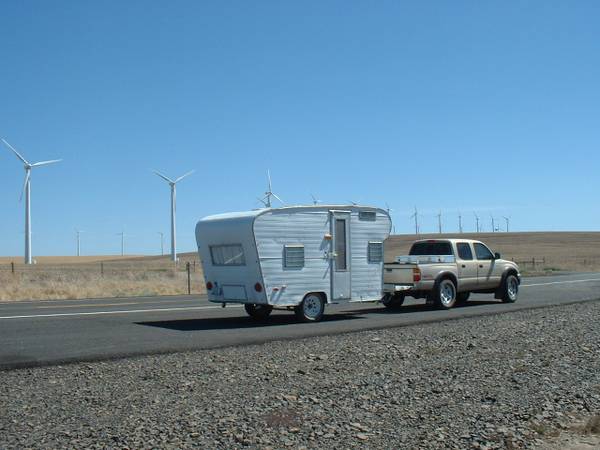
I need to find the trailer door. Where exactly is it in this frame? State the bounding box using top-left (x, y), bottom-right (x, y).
top-left (330, 211), bottom-right (351, 300)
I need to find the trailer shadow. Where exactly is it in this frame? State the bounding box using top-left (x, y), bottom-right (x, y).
top-left (136, 312), bottom-right (363, 332)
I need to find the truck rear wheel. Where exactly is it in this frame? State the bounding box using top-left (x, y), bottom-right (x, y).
top-left (434, 278), bottom-right (457, 309)
top-left (244, 304), bottom-right (273, 320)
top-left (295, 293), bottom-right (325, 322)
top-left (382, 293), bottom-right (405, 309)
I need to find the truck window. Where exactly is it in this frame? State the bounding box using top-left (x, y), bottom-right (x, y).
top-left (474, 243), bottom-right (494, 260)
top-left (456, 243), bottom-right (473, 260)
top-left (409, 242), bottom-right (453, 256)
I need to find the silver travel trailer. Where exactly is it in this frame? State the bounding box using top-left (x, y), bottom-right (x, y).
top-left (195, 205), bottom-right (392, 322)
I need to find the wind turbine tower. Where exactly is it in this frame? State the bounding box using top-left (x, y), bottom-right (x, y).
top-left (2, 138), bottom-right (62, 264)
top-left (153, 169), bottom-right (194, 262)
top-left (410, 206), bottom-right (419, 236)
top-left (458, 212), bottom-right (463, 233)
top-left (437, 211), bottom-right (442, 234)
top-left (491, 215), bottom-right (496, 233)
top-left (503, 216), bottom-right (510, 233)
top-left (474, 212), bottom-right (480, 233)
top-left (76, 230), bottom-right (83, 257)
top-left (117, 231), bottom-right (126, 256)
top-left (310, 194), bottom-right (321, 206)
top-left (158, 231), bottom-right (165, 256)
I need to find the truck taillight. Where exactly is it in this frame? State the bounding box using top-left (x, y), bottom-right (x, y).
top-left (413, 268), bottom-right (421, 282)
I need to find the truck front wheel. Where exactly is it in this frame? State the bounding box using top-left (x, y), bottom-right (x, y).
top-left (502, 274), bottom-right (519, 303)
top-left (434, 278), bottom-right (457, 309)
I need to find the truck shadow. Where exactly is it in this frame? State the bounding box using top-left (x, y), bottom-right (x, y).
top-left (346, 299), bottom-right (501, 315)
top-left (136, 312), bottom-right (362, 332)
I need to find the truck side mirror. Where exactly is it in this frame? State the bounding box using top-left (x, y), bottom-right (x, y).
top-left (494, 252), bottom-right (501, 260)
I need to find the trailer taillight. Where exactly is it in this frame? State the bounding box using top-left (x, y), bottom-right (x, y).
top-left (413, 268), bottom-right (421, 282)
top-left (254, 282), bottom-right (263, 293)
top-left (206, 281), bottom-right (213, 290)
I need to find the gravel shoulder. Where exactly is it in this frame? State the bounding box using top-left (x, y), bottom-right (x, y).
top-left (1, 301), bottom-right (600, 449)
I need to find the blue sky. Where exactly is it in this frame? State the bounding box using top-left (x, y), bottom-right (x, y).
top-left (1, 1), bottom-right (599, 256)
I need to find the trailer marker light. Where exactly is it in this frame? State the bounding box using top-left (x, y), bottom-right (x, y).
top-left (206, 281), bottom-right (213, 290)
top-left (254, 283), bottom-right (263, 293)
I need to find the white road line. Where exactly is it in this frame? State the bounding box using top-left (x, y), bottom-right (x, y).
top-left (522, 278), bottom-right (600, 287)
top-left (0, 304), bottom-right (242, 320)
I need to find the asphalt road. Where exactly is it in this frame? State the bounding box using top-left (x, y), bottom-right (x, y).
top-left (1, 272), bottom-right (600, 370)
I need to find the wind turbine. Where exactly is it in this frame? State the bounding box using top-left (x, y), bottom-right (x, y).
top-left (503, 216), bottom-right (510, 233)
top-left (75, 229), bottom-right (83, 257)
top-left (153, 169), bottom-right (194, 262)
top-left (474, 212), bottom-right (480, 233)
top-left (437, 210), bottom-right (442, 234)
top-left (158, 231), bottom-right (165, 256)
top-left (310, 194), bottom-right (321, 206)
top-left (410, 206), bottom-right (419, 236)
top-left (490, 215), bottom-right (496, 233)
top-left (116, 231), bottom-right (126, 256)
top-left (458, 211), bottom-right (463, 233)
top-left (2, 138), bottom-right (62, 264)
top-left (385, 203), bottom-right (395, 234)
top-left (257, 170), bottom-right (283, 208)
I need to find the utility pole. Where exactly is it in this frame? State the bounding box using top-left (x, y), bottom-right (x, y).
top-left (437, 211), bottom-right (442, 234)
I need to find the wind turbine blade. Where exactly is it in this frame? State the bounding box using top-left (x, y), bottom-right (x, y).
top-left (256, 197), bottom-right (268, 207)
top-left (153, 170), bottom-right (174, 184)
top-left (19, 171), bottom-right (30, 202)
top-left (2, 138), bottom-right (29, 165)
top-left (31, 159), bottom-right (62, 167)
top-left (174, 170), bottom-right (195, 183)
top-left (272, 193), bottom-right (284, 204)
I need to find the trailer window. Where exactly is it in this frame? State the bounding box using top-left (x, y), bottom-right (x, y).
top-left (210, 244), bottom-right (246, 266)
top-left (368, 241), bottom-right (383, 263)
top-left (359, 211), bottom-right (376, 221)
top-left (335, 219), bottom-right (347, 270)
top-left (409, 242), bottom-right (453, 256)
top-left (284, 245), bottom-right (304, 269)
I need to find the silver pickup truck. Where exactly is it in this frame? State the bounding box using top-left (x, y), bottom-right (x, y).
top-left (382, 239), bottom-right (521, 309)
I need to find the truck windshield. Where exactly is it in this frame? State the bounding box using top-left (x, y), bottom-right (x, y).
top-left (409, 242), bottom-right (453, 256)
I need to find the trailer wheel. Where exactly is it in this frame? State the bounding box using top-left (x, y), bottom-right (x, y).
top-left (295, 293), bottom-right (325, 322)
top-left (382, 293), bottom-right (405, 309)
top-left (434, 278), bottom-right (457, 309)
top-left (244, 304), bottom-right (273, 320)
top-left (502, 274), bottom-right (519, 303)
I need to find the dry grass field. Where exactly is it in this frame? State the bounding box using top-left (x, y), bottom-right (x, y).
top-left (1, 232), bottom-right (599, 301)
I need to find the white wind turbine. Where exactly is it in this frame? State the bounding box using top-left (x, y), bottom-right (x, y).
top-left (2, 138), bottom-right (62, 264)
top-left (257, 170), bottom-right (283, 208)
top-left (153, 169), bottom-right (194, 262)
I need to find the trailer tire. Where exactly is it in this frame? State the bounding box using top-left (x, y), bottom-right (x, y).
top-left (382, 293), bottom-right (405, 309)
top-left (501, 274), bottom-right (519, 303)
top-left (456, 292), bottom-right (470, 304)
top-left (295, 293), bottom-right (325, 322)
top-left (244, 304), bottom-right (273, 320)
top-left (433, 278), bottom-right (457, 309)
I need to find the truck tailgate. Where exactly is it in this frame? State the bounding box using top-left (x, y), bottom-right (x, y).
top-left (383, 263), bottom-right (416, 292)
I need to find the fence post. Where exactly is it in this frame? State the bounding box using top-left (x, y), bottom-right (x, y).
top-left (101, 262), bottom-right (104, 277)
top-left (11, 261), bottom-right (15, 274)
top-left (193, 261), bottom-right (196, 272)
top-left (186, 262), bottom-right (191, 295)
top-left (532, 257), bottom-right (536, 269)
